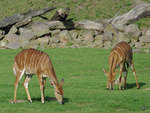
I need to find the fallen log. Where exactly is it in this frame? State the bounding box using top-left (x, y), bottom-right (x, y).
top-left (44, 20), bottom-right (104, 31)
top-left (0, 7), bottom-right (56, 28)
top-left (111, 3), bottom-right (150, 29)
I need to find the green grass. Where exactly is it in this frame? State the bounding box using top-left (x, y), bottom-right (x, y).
top-left (0, 0), bottom-right (150, 29)
top-left (0, 48), bottom-right (150, 113)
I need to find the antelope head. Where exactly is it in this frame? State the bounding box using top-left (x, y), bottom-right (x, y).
top-left (53, 78), bottom-right (64, 104)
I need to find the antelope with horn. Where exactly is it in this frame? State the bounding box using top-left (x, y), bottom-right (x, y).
top-left (103, 41), bottom-right (139, 90)
top-left (13, 49), bottom-right (64, 104)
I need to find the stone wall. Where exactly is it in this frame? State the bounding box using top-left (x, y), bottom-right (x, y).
top-left (0, 3), bottom-right (150, 49)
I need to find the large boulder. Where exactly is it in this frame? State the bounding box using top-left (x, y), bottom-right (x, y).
top-left (135, 42), bottom-right (143, 48)
top-left (37, 36), bottom-right (50, 48)
top-left (124, 24), bottom-right (141, 40)
top-left (103, 41), bottom-right (112, 49)
top-left (31, 22), bottom-right (50, 37)
top-left (50, 29), bottom-right (61, 36)
top-left (114, 32), bottom-right (131, 43)
top-left (93, 35), bottom-right (103, 48)
top-left (0, 30), bottom-right (5, 40)
top-left (81, 30), bottom-right (94, 43)
top-left (57, 30), bottom-right (71, 46)
top-left (4, 33), bottom-right (19, 42)
top-left (19, 28), bottom-right (35, 41)
top-left (102, 32), bottom-right (114, 41)
top-left (75, 20), bottom-right (104, 31)
top-left (8, 26), bottom-right (18, 34)
top-left (111, 3), bottom-right (150, 30)
top-left (139, 36), bottom-right (150, 43)
top-left (69, 30), bottom-right (79, 40)
top-left (6, 41), bottom-right (21, 49)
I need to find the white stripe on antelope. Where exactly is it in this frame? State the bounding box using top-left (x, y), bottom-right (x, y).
top-left (13, 49), bottom-right (64, 104)
top-left (103, 41), bottom-right (139, 90)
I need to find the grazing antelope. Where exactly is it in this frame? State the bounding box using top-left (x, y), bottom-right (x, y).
top-left (103, 41), bottom-right (139, 90)
top-left (13, 49), bottom-right (64, 104)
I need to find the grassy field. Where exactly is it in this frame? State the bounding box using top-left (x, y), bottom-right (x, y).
top-left (0, 48), bottom-right (150, 113)
top-left (0, 0), bottom-right (150, 29)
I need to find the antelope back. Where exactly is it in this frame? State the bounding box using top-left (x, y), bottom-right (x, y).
top-left (106, 42), bottom-right (132, 83)
top-left (110, 41), bottom-right (132, 66)
top-left (14, 49), bottom-right (51, 74)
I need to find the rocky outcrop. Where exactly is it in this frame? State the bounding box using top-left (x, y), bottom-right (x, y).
top-left (0, 3), bottom-right (150, 49)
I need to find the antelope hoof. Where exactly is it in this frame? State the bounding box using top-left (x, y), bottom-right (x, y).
top-left (41, 100), bottom-right (45, 104)
top-left (13, 100), bottom-right (16, 104)
top-left (29, 99), bottom-right (32, 103)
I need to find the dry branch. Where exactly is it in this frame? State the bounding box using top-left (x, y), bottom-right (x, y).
top-left (0, 7), bottom-right (56, 28)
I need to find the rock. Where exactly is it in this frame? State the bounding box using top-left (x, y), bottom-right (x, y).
top-left (4, 33), bottom-right (19, 42)
top-left (93, 41), bottom-right (103, 48)
top-left (135, 42), bottom-right (143, 48)
top-left (93, 35), bottom-right (103, 48)
top-left (139, 36), bottom-right (150, 43)
top-left (0, 30), bottom-right (5, 40)
top-left (81, 30), bottom-right (94, 42)
top-left (103, 41), bottom-right (112, 48)
top-left (37, 36), bottom-right (50, 48)
top-left (20, 40), bottom-right (30, 48)
top-left (133, 48), bottom-right (143, 53)
top-left (49, 43), bottom-right (58, 48)
top-left (19, 28), bottom-right (35, 41)
top-left (145, 30), bottom-right (150, 36)
top-left (144, 49), bottom-right (150, 53)
top-left (37, 36), bottom-right (50, 44)
top-left (57, 30), bottom-right (70, 45)
top-left (27, 40), bottom-right (39, 49)
top-left (111, 3), bottom-right (150, 29)
top-left (75, 20), bottom-right (104, 31)
top-left (21, 40), bottom-right (39, 49)
top-left (115, 32), bottom-right (131, 43)
top-left (102, 32), bottom-right (113, 41)
top-left (8, 26), bottom-right (18, 34)
top-left (124, 24), bottom-right (141, 39)
top-left (50, 29), bottom-right (61, 36)
top-left (31, 22), bottom-right (50, 37)
top-left (70, 44), bottom-right (81, 48)
top-left (50, 36), bottom-right (60, 43)
top-left (0, 40), bottom-right (7, 47)
top-left (6, 41), bottom-right (21, 49)
top-left (144, 43), bottom-right (150, 48)
top-left (69, 30), bottom-right (79, 40)
top-left (45, 21), bottom-right (72, 29)
top-left (95, 34), bottom-right (103, 40)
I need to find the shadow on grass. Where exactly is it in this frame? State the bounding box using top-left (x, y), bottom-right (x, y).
top-left (126, 82), bottom-right (146, 89)
top-left (32, 97), bottom-right (69, 104)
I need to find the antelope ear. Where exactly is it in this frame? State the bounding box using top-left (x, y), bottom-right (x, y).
top-left (103, 68), bottom-right (108, 77)
top-left (60, 78), bottom-right (64, 87)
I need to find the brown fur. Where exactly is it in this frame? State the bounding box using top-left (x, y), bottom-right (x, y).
top-left (13, 49), bottom-right (64, 104)
top-left (103, 41), bottom-right (139, 90)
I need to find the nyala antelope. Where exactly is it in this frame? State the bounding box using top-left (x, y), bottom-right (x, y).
top-left (13, 49), bottom-right (64, 104)
top-left (103, 41), bottom-right (139, 90)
